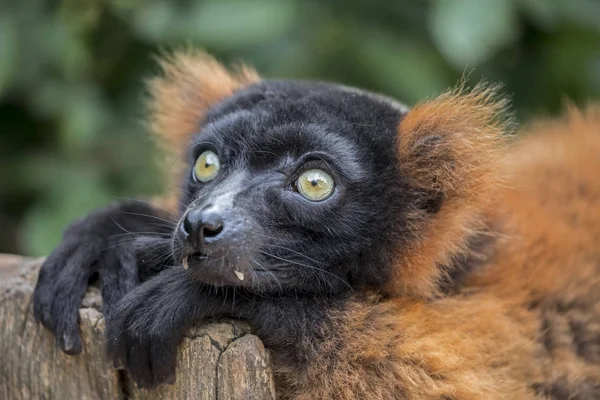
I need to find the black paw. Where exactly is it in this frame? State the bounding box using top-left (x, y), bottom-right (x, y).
top-left (106, 275), bottom-right (186, 388)
top-left (33, 201), bottom-right (170, 355)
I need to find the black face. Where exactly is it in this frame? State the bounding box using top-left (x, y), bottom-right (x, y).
top-left (173, 80), bottom-right (414, 294)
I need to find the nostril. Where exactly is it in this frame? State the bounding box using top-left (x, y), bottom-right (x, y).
top-left (182, 216), bottom-right (192, 237)
top-left (203, 224), bottom-right (223, 238)
top-left (202, 214), bottom-right (224, 238)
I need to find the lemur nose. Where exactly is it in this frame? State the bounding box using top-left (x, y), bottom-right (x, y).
top-left (181, 208), bottom-right (225, 248)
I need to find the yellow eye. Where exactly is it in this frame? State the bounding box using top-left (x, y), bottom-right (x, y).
top-left (296, 169), bottom-right (335, 201)
top-left (193, 151), bottom-right (221, 182)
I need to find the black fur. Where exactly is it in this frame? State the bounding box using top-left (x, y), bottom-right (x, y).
top-left (437, 229), bottom-right (497, 295)
top-left (532, 379), bottom-right (600, 400)
top-left (33, 80), bottom-right (429, 387)
top-left (33, 201), bottom-right (175, 354)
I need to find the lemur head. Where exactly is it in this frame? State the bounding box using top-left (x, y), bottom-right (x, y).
top-left (150, 51), bottom-right (509, 298)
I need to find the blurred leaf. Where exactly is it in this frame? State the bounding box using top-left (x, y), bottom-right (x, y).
top-left (59, 85), bottom-right (112, 150)
top-left (132, 0), bottom-right (298, 49)
top-left (107, 0), bottom-right (143, 13)
top-left (130, 1), bottom-right (176, 42)
top-left (555, 0), bottom-right (600, 32)
top-left (185, 0), bottom-right (297, 48)
top-left (46, 19), bottom-right (92, 79)
top-left (59, 0), bottom-right (103, 33)
top-left (250, 36), bottom-right (319, 78)
top-left (0, 14), bottom-right (17, 96)
top-left (517, 0), bottom-right (559, 29)
top-left (357, 31), bottom-right (449, 103)
top-left (20, 169), bottom-right (114, 256)
top-left (30, 80), bottom-right (68, 118)
top-left (430, 0), bottom-right (518, 68)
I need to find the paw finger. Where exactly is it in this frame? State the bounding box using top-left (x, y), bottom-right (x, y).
top-left (106, 319), bottom-right (129, 369)
top-left (151, 339), bottom-right (177, 386)
top-left (33, 243), bottom-right (77, 328)
top-left (51, 246), bottom-right (98, 354)
top-left (127, 338), bottom-right (155, 388)
top-left (100, 249), bottom-right (139, 318)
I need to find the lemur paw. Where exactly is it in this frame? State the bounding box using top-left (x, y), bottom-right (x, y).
top-left (32, 201), bottom-right (166, 355)
top-left (106, 275), bottom-right (185, 388)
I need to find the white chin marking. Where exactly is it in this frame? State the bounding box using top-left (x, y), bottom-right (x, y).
top-left (182, 256), bottom-right (189, 270)
top-left (234, 270), bottom-right (245, 281)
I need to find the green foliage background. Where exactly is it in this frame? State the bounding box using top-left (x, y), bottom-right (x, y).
top-left (1, 0), bottom-right (599, 256)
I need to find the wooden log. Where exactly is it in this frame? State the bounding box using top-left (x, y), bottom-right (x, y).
top-left (0, 255), bottom-right (276, 400)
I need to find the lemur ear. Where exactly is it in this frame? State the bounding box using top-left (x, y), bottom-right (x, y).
top-left (148, 50), bottom-right (259, 154)
top-left (147, 50), bottom-right (259, 211)
top-left (388, 83), bottom-right (511, 298)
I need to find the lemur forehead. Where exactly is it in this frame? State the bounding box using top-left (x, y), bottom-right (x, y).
top-left (204, 79), bottom-right (409, 123)
top-left (333, 84), bottom-right (409, 114)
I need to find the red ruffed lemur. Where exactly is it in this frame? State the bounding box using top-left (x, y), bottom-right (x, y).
top-left (33, 51), bottom-right (600, 399)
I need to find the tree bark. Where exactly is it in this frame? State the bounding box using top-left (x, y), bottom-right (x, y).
top-left (0, 255), bottom-right (276, 400)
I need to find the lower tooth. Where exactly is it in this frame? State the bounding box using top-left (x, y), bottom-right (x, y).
top-left (182, 256), bottom-right (189, 270)
top-left (234, 270), bottom-right (245, 281)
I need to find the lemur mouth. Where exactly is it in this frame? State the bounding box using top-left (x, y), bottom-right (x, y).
top-left (181, 252), bottom-right (208, 270)
top-left (181, 253), bottom-right (246, 282)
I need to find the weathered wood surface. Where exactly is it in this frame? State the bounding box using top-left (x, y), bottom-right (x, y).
top-left (0, 255), bottom-right (276, 400)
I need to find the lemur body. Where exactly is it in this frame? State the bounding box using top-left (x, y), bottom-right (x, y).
top-left (33, 52), bottom-right (600, 399)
